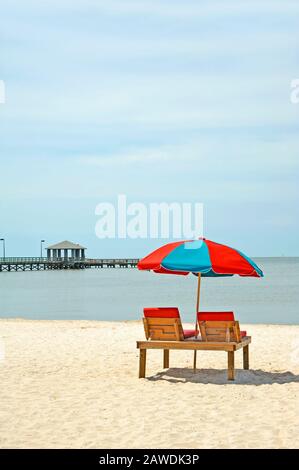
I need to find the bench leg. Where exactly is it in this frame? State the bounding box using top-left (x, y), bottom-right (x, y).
top-left (139, 349), bottom-right (146, 378)
top-left (163, 349), bottom-right (169, 368)
top-left (193, 350), bottom-right (197, 373)
top-left (227, 351), bottom-right (235, 380)
top-left (243, 345), bottom-right (249, 370)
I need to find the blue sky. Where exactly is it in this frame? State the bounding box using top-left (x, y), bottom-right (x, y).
top-left (0, 0), bottom-right (298, 257)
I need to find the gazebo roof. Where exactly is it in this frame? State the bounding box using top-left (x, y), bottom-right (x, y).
top-left (46, 240), bottom-right (86, 250)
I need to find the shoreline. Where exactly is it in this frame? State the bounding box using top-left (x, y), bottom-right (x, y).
top-left (0, 317), bottom-right (299, 327)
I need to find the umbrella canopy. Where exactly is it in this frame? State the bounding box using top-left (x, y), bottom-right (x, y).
top-left (138, 238), bottom-right (263, 278)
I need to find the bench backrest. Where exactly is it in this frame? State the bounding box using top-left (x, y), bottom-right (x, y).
top-left (199, 320), bottom-right (242, 343)
top-left (143, 307), bottom-right (184, 341)
top-left (197, 311), bottom-right (235, 321)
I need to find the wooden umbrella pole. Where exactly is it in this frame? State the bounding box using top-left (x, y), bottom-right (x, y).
top-left (195, 273), bottom-right (201, 331)
top-left (193, 273), bottom-right (201, 372)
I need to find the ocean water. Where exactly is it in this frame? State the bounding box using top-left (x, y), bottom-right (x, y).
top-left (0, 258), bottom-right (298, 324)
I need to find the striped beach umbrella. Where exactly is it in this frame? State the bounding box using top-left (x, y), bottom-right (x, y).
top-left (138, 238), bottom-right (263, 332)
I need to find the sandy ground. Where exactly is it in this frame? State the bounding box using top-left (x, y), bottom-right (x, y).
top-left (0, 319), bottom-right (298, 449)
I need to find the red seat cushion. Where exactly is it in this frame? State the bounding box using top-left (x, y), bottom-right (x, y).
top-left (198, 312), bottom-right (247, 338)
top-left (144, 307), bottom-right (180, 318)
top-left (183, 329), bottom-right (198, 339)
top-left (197, 311), bottom-right (235, 321)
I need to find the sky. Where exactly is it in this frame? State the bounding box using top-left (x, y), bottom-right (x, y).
top-left (0, 0), bottom-right (298, 257)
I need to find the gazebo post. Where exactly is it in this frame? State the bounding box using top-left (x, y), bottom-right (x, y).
top-left (45, 241), bottom-right (86, 261)
top-left (193, 273), bottom-right (201, 372)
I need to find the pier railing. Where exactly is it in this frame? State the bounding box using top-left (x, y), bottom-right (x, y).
top-left (0, 257), bottom-right (139, 263)
top-left (0, 257), bottom-right (86, 263)
top-left (0, 257), bottom-right (140, 270)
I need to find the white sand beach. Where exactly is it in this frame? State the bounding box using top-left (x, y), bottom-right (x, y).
top-left (0, 320), bottom-right (298, 449)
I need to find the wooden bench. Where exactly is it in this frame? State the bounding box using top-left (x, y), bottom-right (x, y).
top-left (137, 318), bottom-right (251, 381)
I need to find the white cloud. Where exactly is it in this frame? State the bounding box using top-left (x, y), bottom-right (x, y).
top-left (4, 0), bottom-right (299, 18)
top-left (94, 0), bottom-right (299, 19)
top-left (3, 72), bottom-right (297, 131)
top-left (79, 135), bottom-right (299, 175)
top-left (81, 149), bottom-right (174, 167)
top-left (2, 0), bottom-right (298, 133)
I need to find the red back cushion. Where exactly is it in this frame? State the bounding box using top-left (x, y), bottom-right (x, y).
top-left (197, 311), bottom-right (235, 321)
top-left (144, 307), bottom-right (180, 318)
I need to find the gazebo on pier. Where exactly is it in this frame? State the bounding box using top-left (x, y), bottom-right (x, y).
top-left (46, 241), bottom-right (86, 260)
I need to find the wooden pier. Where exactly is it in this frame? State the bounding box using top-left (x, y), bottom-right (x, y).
top-left (0, 257), bottom-right (139, 272)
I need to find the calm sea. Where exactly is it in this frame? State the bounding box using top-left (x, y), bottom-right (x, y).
top-left (0, 258), bottom-right (298, 324)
